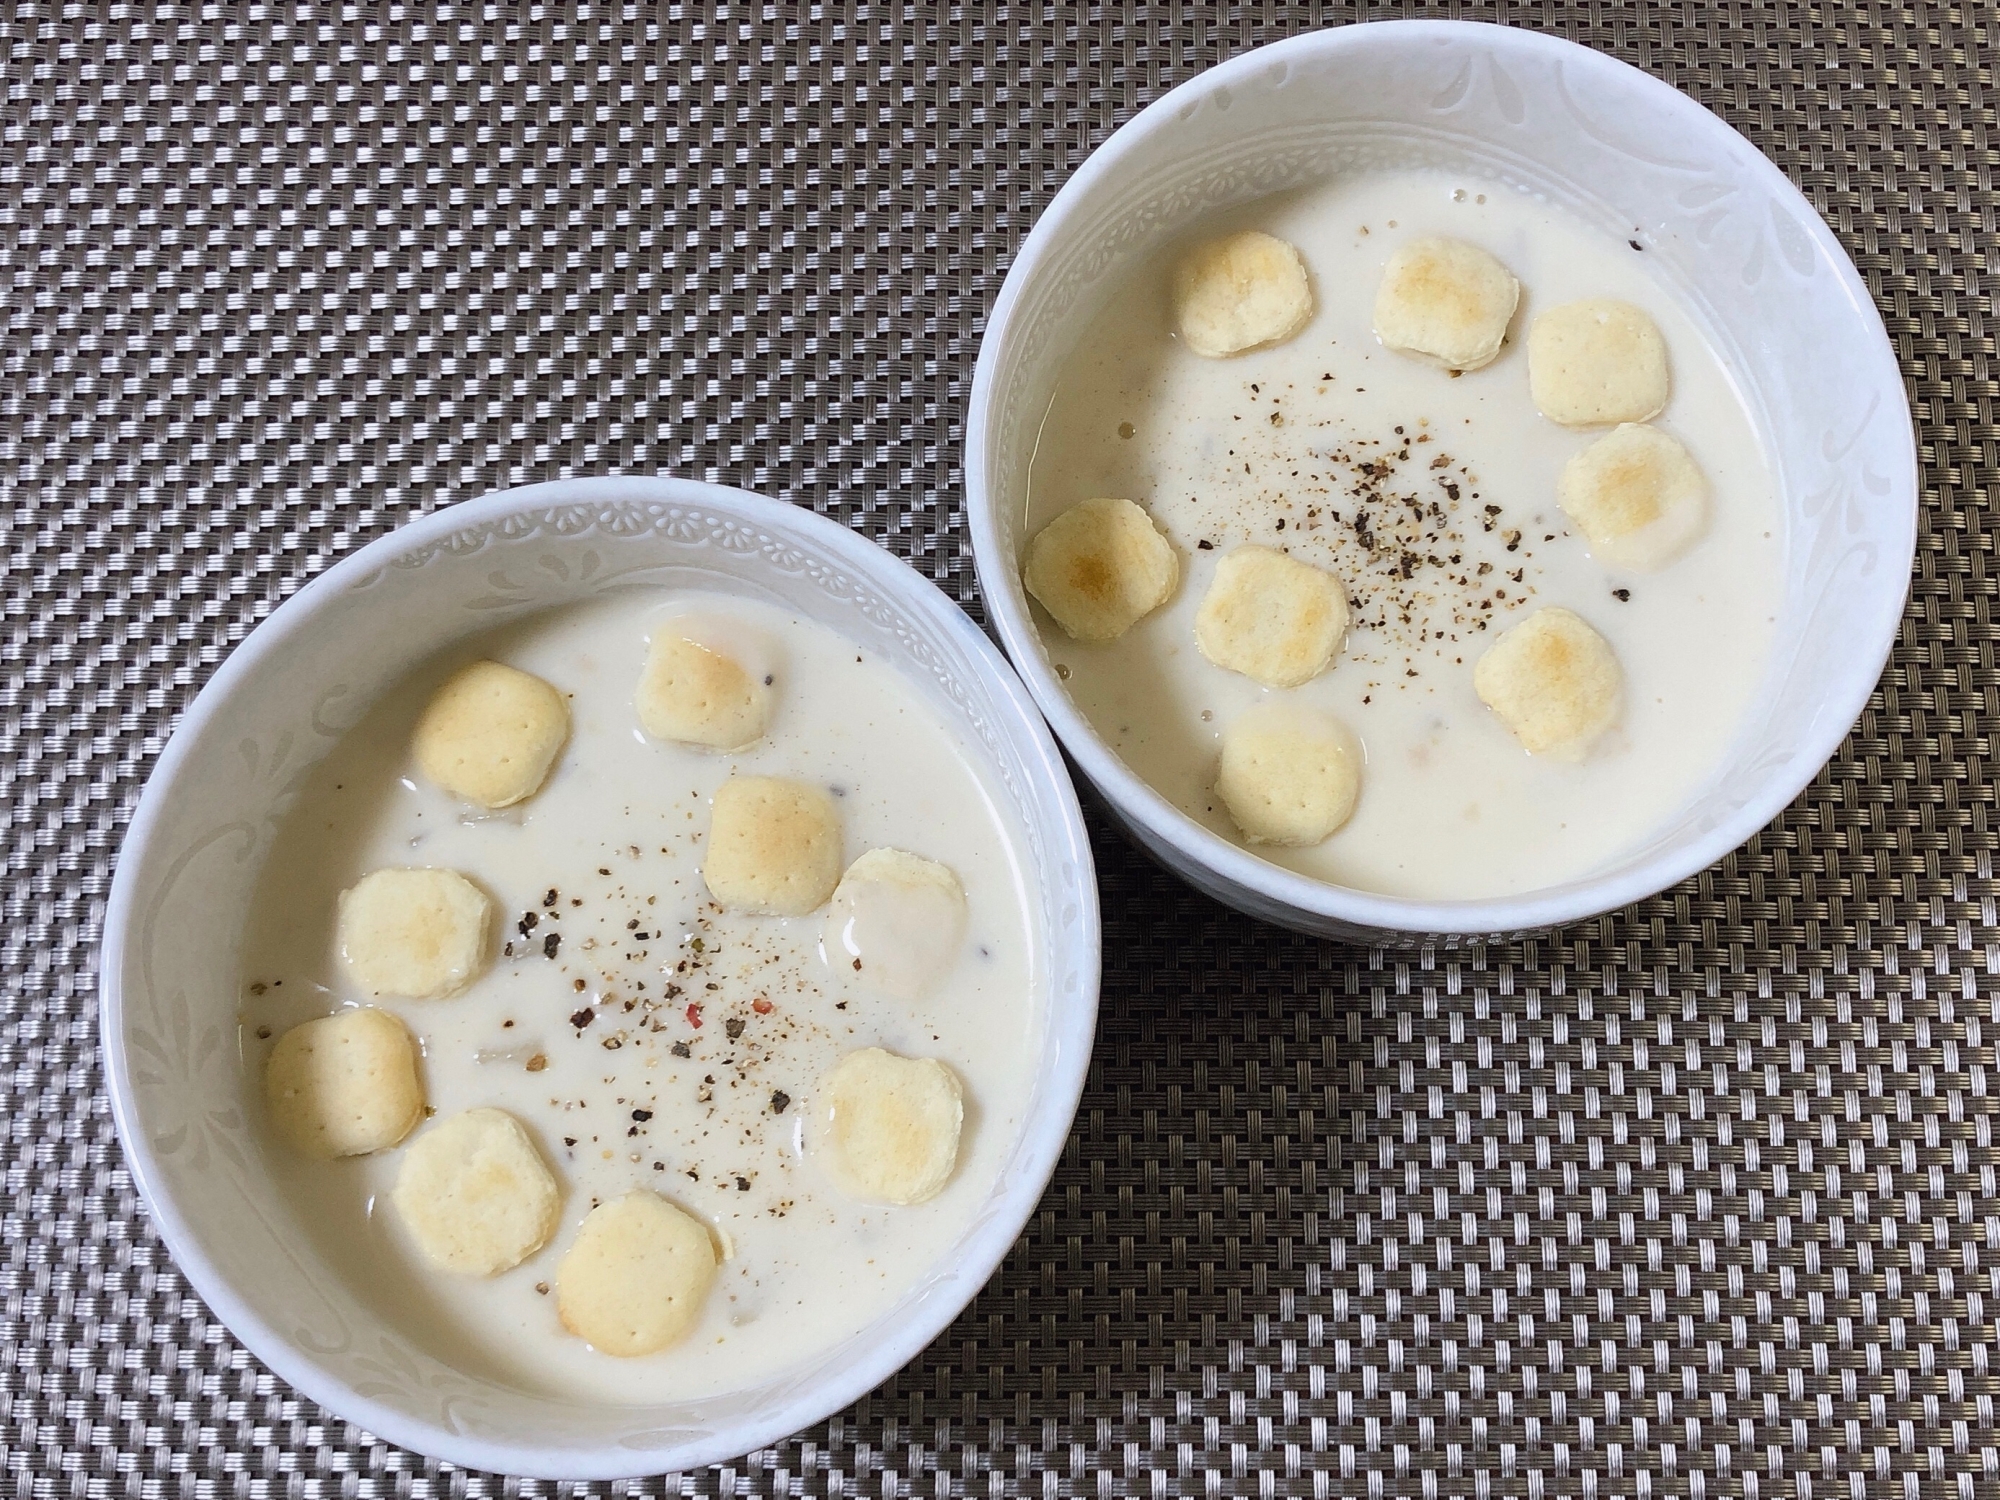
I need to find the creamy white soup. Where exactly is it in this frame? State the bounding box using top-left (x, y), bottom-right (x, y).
top-left (1025, 170), bottom-right (1780, 899)
top-left (240, 591), bottom-right (1039, 1402)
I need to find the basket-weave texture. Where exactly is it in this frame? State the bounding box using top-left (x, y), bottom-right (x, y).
top-left (3, 3), bottom-right (1994, 1495)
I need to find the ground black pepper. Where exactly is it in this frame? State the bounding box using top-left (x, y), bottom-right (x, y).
top-left (1168, 388), bottom-right (1555, 683)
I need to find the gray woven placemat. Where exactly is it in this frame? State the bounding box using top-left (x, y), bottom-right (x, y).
top-left (4, 3), bottom-right (1993, 1494)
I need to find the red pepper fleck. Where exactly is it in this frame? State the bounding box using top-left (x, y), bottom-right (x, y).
top-left (686, 1002), bottom-right (704, 1028)
top-left (752, 997), bottom-right (773, 1015)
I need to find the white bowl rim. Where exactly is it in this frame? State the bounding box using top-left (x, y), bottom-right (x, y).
top-left (99, 475), bottom-right (1102, 1479)
top-left (965, 18), bottom-right (1918, 937)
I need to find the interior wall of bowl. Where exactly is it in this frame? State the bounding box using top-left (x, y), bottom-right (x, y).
top-left (111, 493), bottom-right (1087, 1459)
top-left (984, 29), bottom-right (1911, 903)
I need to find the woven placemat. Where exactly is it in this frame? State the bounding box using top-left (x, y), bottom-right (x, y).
top-left (4, 3), bottom-right (1993, 1493)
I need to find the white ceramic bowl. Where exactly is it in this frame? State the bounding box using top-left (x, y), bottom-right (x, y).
top-left (967, 20), bottom-right (1917, 941)
top-left (99, 477), bottom-right (1100, 1479)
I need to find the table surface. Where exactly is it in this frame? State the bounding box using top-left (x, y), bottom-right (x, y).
top-left (5, 4), bottom-right (1996, 1493)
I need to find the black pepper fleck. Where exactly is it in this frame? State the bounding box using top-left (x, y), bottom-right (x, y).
top-left (670, 1040), bottom-right (692, 1058)
top-left (543, 932), bottom-right (561, 959)
top-left (570, 1007), bottom-right (595, 1029)
top-left (631, 1108), bottom-right (653, 1122)
top-left (771, 1091), bottom-right (792, 1114)
top-left (1613, 588), bottom-right (1632, 601)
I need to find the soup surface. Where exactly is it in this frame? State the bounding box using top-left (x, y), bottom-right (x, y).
top-left (1024, 169), bottom-right (1780, 898)
top-left (241, 591), bottom-right (1038, 1401)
